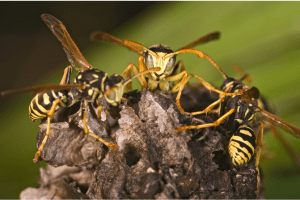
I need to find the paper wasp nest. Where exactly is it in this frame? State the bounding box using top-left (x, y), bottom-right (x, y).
top-left (20, 87), bottom-right (263, 199)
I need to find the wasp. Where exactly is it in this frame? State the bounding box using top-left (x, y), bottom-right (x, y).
top-left (175, 66), bottom-right (300, 165)
top-left (1, 14), bottom-right (160, 163)
top-left (175, 65), bottom-right (300, 162)
top-left (90, 30), bottom-right (244, 100)
top-left (175, 65), bottom-right (300, 194)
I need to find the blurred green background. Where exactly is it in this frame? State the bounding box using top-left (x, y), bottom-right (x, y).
top-left (1, 2), bottom-right (300, 199)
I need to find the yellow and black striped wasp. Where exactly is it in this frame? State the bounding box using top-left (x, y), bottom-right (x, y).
top-left (175, 65), bottom-right (300, 193)
top-left (1, 14), bottom-right (160, 162)
top-left (176, 65), bottom-right (300, 166)
top-left (90, 30), bottom-right (244, 100)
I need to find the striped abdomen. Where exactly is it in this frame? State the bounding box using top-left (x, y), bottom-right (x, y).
top-left (228, 124), bottom-right (256, 166)
top-left (29, 90), bottom-right (68, 122)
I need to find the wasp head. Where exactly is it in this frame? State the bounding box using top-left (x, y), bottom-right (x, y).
top-left (103, 74), bottom-right (125, 106)
top-left (144, 44), bottom-right (177, 81)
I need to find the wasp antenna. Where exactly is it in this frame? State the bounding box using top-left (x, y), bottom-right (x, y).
top-left (123, 67), bottom-right (161, 86)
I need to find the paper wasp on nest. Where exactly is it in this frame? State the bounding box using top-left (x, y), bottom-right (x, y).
top-left (175, 64), bottom-right (300, 193)
top-left (90, 30), bottom-right (245, 100)
top-left (1, 14), bottom-right (160, 162)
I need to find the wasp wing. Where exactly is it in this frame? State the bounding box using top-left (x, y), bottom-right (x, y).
top-left (1, 84), bottom-right (84, 96)
top-left (232, 64), bottom-right (252, 84)
top-left (177, 32), bottom-right (220, 51)
top-left (90, 31), bottom-right (145, 56)
top-left (41, 13), bottom-right (93, 71)
top-left (259, 109), bottom-right (300, 138)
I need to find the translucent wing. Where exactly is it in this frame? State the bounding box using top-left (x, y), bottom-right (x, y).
top-left (270, 125), bottom-right (300, 167)
top-left (90, 31), bottom-right (145, 56)
top-left (41, 13), bottom-right (93, 71)
top-left (177, 31), bottom-right (220, 51)
top-left (259, 108), bottom-right (300, 138)
top-left (1, 84), bottom-right (84, 96)
top-left (232, 64), bottom-right (252, 84)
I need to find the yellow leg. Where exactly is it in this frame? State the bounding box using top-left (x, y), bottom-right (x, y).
top-left (175, 49), bottom-right (228, 79)
top-left (175, 108), bottom-right (236, 133)
top-left (121, 64), bottom-right (132, 92)
top-left (174, 71), bottom-right (189, 113)
top-left (82, 111), bottom-right (118, 149)
top-left (122, 97), bottom-right (131, 104)
top-left (175, 72), bottom-right (243, 114)
top-left (190, 98), bottom-right (224, 116)
top-left (254, 122), bottom-right (264, 196)
top-left (59, 66), bottom-right (72, 85)
top-left (121, 57), bottom-right (148, 92)
top-left (173, 60), bottom-right (197, 89)
top-left (191, 74), bottom-right (244, 96)
top-left (33, 98), bottom-right (62, 162)
top-left (95, 99), bottom-right (103, 120)
top-left (138, 56), bottom-right (149, 90)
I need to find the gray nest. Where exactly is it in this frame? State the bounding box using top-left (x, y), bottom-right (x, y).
top-left (20, 87), bottom-right (264, 199)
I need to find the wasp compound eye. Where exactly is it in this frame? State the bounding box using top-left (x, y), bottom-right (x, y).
top-left (165, 56), bottom-right (176, 73)
top-left (107, 90), bottom-right (116, 101)
top-left (144, 52), bottom-right (154, 69)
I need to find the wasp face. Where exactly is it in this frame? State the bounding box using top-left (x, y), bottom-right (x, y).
top-left (144, 45), bottom-right (176, 81)
top-left (103, 74), bottom-right (124, 106)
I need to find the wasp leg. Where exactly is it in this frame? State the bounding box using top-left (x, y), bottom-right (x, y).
top-left (60, 66), bottom-right (73, 85)
top-left (175, 108), bottom-right (236, 133)
top-left (191, 74), bottom-right (244, 96)
top-left (171, 70), bottom-right (189, 113)
top-left (176, 49), bottom-right (228, 80)
top-left (253, 122), bottom-right (264, 196)
top-left (172, 60), bottom-right (193, 89)
top-left (95, 98), bottom-right (103, 120)
top-left (33, 98), bottom-right (62, 162)
top-left (175, 72), bottom-right (241, 114)
top-left (121, 97), bottom-right (131, 104)
top-left (82, 103), bottom-right (118, 149)
top-left (121, 57), bottom-right (148, 92)
top-left (190, 98), bottom-right (224, 116)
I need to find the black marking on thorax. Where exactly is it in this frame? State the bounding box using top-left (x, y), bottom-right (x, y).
top-left (72, 69), bottom-right (106, 101)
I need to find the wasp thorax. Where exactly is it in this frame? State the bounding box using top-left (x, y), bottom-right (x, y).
top-left (144, 44), bottom-right (176, 79)
top-left (71, 69), bottom-right (106, 101)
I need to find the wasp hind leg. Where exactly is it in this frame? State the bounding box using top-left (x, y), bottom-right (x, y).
top-left (253, 121), bottom-right (264, 196)
top-left (33, 67), bottom-right (72, 162)
top-left (33, 98), bottom-right (62, 162)
top-left (175, 108), bottom-right (236, 133)
top-left (82, 102), bottom-right (118, 149)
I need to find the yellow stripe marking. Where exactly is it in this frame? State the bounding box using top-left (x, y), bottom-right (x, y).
top-left (35, 95), bottom-right (50, 114)
top-left (92, 74), bottom-right (99, 78)
top-left (43, 93), bottom-right (51, 105)
top-left (229, 136), bottom-right (254, 157)
top-left (248, 114), bottom-right (254, 121)
top-left (229, 147), bottom-right (246, 165)
top-left (89, 79), bottom-right (98, 84)
top-left (88, 89), bottom-right (93, 96)
top-left (239, 129), bottom-right (253, 137)
top-left (101, 73), bottom-right (108, 92)
top-left (51, 91), bottom-right (58, 99)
